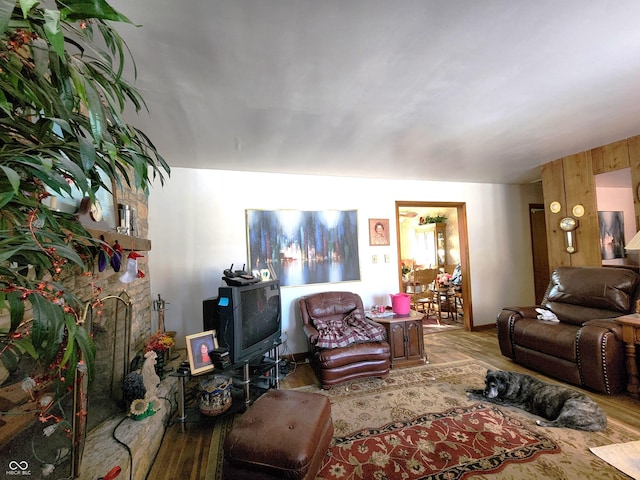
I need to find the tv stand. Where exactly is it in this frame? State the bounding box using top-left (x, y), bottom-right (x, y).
top-left (235, 344), bottom-right (281, 406)
top-left (172, 343), bottom-right (281, 426)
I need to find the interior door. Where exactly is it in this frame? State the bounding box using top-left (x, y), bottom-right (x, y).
top-left (530, 204), bottom-right (550, 303)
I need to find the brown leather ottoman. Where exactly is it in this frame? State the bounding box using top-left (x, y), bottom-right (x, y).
top-left (222, 389), bottom-right (333, 480)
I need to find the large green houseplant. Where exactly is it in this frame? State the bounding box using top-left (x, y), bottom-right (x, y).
top-left (0, 0), bottom-right (169, 395)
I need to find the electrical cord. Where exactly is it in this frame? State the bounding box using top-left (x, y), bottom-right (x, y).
top-left (112, 396), bottom-right (174, 480)
top-left (112, 416), bottom-right (133, 480)
top-left (278, 339), bottom-right (298, 377)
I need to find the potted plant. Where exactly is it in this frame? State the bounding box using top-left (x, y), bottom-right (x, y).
top-left (144, 331), bottom-right (175, 379)
top-left (0, 0), bottom-right (169, 402)
top-left (401, 262), bottom-right (412, 282)
top-left (419, 214), bottom-right (448, 225)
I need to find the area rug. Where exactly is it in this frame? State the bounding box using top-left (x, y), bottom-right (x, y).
top-left (207, 360), bottom-right (639, 479)
top-left (320, 403), bottom-right (559, 479)
top-left (204, 415), bottom-right (234, 480)
top-left (296, 359), bottom-right (639, 479)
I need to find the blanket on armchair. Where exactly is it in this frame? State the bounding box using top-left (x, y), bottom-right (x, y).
top-left (314, 312), bottom-right (386, 349)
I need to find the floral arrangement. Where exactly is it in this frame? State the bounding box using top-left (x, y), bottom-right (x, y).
top-left (145, 331), bottom-right (175, 353)
top-left (419, 214), bottom-right (447, 225)
top-left (401, 263), bottom-right (412, 276)
top-left (437, 273), bottom-right (452, 286)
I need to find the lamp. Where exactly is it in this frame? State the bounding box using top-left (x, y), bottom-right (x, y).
top-left (626, 231), bottom-right (640, 251)
top-left (624, 231), bottom-right (640, 313)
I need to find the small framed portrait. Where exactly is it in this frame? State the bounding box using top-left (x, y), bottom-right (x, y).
top-left (369, 218), bottom-right (390, 246)
top-left (186, 330), bottom-right (219, 376)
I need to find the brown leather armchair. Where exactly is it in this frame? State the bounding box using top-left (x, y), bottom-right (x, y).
top-left (497, 266), bottom-right (640, 394)
top-left (299, 291), bottom-right (390, 389)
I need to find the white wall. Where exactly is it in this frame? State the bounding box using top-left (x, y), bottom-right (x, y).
top-left (148, 167), bottom-right (541, 354)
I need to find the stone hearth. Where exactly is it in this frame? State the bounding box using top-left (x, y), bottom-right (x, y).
top-left (78, 360), bottom-right (180, 480)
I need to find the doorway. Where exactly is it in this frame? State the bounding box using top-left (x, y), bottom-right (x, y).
top-left (395, 201), bottom-right (473, 330)
top-left (529, 204), bottom-right (550, 303)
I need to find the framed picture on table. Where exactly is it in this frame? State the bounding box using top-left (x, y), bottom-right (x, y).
top-left (186, 330), bottom-right (218, 376)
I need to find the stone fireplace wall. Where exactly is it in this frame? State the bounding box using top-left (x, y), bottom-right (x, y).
top-left (55, 184), bottom-right (156, 426)
top-left (74, 186), bottom-right (153, 359)
top-left (0, 184), bottom-right (163, 480)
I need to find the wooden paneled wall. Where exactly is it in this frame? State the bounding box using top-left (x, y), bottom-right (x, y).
top-left (541, 135), bottom-right (640, 271)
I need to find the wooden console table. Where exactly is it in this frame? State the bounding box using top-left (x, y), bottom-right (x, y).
top-left (369, 310), bottom-right (427, 368)
top-left (616, 313), bottom-right (640, 399)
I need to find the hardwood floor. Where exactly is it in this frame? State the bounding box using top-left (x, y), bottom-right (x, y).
top-left (147, 328), bottom-right (640, 479)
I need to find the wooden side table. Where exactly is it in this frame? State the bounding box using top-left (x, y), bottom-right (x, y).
top-left (369, 310), bottom-right (427, 368)
top-left (616, 313), bottom-right (640, 399)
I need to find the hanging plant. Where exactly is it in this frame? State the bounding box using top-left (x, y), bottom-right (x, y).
top-left (0, 0), bottom-right (170, 395)
top-left (419, 215), bottom-right (448, 224)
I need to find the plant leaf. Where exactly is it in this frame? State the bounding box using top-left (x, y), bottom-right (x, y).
top-left (28, 292), bottom-right (64, 355)
top-left (0, 0), bottom-right (13, 37)
top-left (12, 337), bottom-right (37, 358)
top-left (0, 191), bottom-right (14, 209)
top-left (74, 321), bottom-right (95, 380)
top-left (43, 9), bottom-right (65, 59)
top-left (0, 165), bottom-right (20, 193)
top-left (60, 0), bottom-right (132, 23)
top-left (7, 291), bottom-right (24, 332)
top-left (61, 315), bottom-right (76, 367)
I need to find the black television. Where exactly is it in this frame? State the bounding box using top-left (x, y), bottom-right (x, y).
top-left (205, 279), bottom-right (282, 365)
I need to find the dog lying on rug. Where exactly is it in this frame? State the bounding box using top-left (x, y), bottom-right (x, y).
top-left (466, 370), bottom-right (607, 432)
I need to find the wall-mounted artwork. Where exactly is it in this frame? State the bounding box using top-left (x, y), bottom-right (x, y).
top-left (598, 211), bottom-right (626, 260)
top-left (247, 209), bottom-right (360, 287)
top-left (369, 218), bottom-right (390, 246)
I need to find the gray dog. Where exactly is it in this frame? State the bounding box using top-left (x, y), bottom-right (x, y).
top-left (466, 370), bottom-right (607, 432)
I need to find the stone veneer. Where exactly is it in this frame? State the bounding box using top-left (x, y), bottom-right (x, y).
top-left (77, 369), bottom-right (179, 480)
top-left (79, 184), bottom-right (153, 351)
top-left (69, 184), bottom-right (169, 479)
top-left (0, 183), bottom-right (169, 480)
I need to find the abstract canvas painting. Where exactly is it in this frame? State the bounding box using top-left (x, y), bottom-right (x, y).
top-left (598, 211), bottom-right (625, 260)
top-left (247, 209), bottom-right (360, 286)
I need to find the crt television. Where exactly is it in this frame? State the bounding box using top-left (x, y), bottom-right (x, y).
top-left (203, 279), bottom-right (281, 365)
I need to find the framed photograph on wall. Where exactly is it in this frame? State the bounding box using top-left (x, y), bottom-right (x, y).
top-left (247, 209), bottom-right (360, 287)
top-left (598, 211), bottom-right (626, 260)
top-left (186, 330), bottom-right (219, 376)
top-left (369, 218), bottom-right (390, 246)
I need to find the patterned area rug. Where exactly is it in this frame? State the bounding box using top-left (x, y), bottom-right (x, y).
top-left (205, 415), bottom-right (234, 480)
top-left (295, 359), bottom-right (639, 479)
top-left (320, 403), bottom-right (559, 479)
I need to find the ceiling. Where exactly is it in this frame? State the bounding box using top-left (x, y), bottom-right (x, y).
top-left (110, 1), bottom-right (640, 185)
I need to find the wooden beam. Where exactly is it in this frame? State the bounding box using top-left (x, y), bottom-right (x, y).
top-left (84, 227), bottom-right (151, 251)
top-left (541, 158), bottom-right (568, 270)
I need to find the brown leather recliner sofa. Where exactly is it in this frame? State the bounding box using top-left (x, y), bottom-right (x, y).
top-left (299, 291), bottom-right (390, 389)
top-left (497, 266), bottom-right (640, 394)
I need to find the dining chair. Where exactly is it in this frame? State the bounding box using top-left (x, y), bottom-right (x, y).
top-left (410, 269), bottom-right (438, 322)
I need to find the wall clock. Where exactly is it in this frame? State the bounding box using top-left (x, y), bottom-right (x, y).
top-left (559, 216), bottom-right (578, 253)
top-left (78, 196), bottom-right (111, 229)
top-left (47, 169), bottom-right (117, 230)
top-left (90, 198), bottom-right (103, 222)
